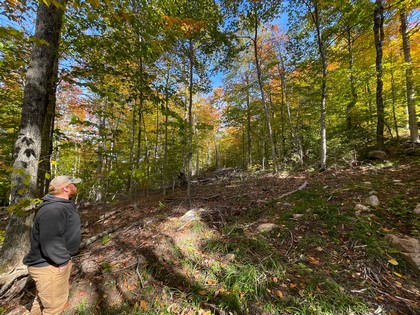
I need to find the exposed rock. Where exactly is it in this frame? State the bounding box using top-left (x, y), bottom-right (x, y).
top-left (404, 254), bottom-right (420, 275)
top-left (414, 204), bottom-right (420, 215)
top-left (385, 234), bottom-right (420, 275)
top-left (385, 234), bottom-right (420, 253)
top-left (365, 195), bottom-right (380, 207)
top-left (256, 223), bottom-right (279, 233)
top-left (180, 208), bottom-right (205, 223)
top-left (354, 204), bottom-right (369, 211)
top-left (368, 150), bottom-right (387, 160)
top-left (224, 253), bottom-right (235, 262)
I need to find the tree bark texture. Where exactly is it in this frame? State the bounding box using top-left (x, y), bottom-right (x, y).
top-left (400, 7), bottom-right (419, 143)
top-left (0, 1), bottom-right (65, 273)
top-left (374, 0), bottom-right (385, 150)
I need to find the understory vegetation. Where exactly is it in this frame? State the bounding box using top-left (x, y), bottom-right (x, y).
top-left (29, 154), bottom-right (417, 315)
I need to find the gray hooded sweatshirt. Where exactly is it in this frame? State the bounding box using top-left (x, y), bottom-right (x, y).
top-left (23, 194), bottom-right (81, 267)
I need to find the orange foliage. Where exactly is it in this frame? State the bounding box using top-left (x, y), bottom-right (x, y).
top-left (162, 16), bottom-right (207, 37)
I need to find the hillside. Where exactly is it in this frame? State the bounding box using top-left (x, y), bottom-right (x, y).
top-left (6, 155), bottom-right (420, 315)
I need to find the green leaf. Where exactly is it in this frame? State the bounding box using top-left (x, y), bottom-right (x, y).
top-left (29, 36), bottom-right (50, 46)
top-left (17, 188), bottom-right (28, 195)
top-left (51, 0), bottom-right (66, 10)
top-left (101, 234), bottom-right (111, 245)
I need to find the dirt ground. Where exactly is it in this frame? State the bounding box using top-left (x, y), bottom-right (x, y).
top-left (3, 154), bottom-right (420, 314)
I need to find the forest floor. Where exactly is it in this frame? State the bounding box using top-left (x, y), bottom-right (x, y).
top-left (4, 154), bottom-right (420, 315)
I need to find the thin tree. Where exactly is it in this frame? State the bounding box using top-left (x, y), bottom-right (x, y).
top-left (399, 3), bottom-right (419, 143)
top-left (303, 0), bottom-right (328, 170)
top-left (373, 0), bottom-right (385, 150)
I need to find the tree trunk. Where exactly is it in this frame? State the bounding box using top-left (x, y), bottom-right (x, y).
top-left (0, 0), bottom-right (65, 288)
top-left (346, 25), bottom-right (357, 131)
top-left (187, 39), bottom-right (194, 206)
top-left (37, 56), bottom-right (59, 196)
top-left (245, 73), bottom-right (252, 169)
top-left (374, 0), bottom-right (385, 150)
top-left (400, 6), bottom-right (418, 143)
top-left (308, 0), bottom-right (327, 170)
top-left (163, 66), bottom-right (170, 195)
top-left (128, 101), bottom-right (136, 194)
top-left (252, 18), bottom-right (277, 173)
top-left (278, 55), bottom-right (303, 164)
top-left (390, 54), bottom-right (399, 139)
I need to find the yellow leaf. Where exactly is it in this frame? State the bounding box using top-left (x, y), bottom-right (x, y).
top-left (198, 290), bottom-right (207, 296)
top-left (393, 272), bottom-right (403, 278)
top-left (276, 290), bottom-right (283, 299)
top-left (388, 259), bottom-right (398, 266)
top-left (140, 300), bottom-right (147, 310)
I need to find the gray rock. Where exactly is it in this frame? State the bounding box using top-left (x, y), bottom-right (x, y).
top-left (354, 204), bottom-right (369, 211)
top-left (256, 223), bottom-right (279, 233)
top-left (180, 208), bottom-right (205, 222)
top-left (365, 195), bottom-right (380, 207)
top-left (385, 234), bottom-right (420, 254)
top-left (385, 234), bottom-right (420, 275)
top-left (224, 253), bottom-right (235, 262)
top-left (368, 150), bottom-right (387, 160)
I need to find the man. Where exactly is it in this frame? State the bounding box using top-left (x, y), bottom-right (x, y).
top-left (24, 175), bottom-right (82, 315)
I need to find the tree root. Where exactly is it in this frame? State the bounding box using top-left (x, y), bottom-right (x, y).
top-left (0, 265), bottom-right (29, 304)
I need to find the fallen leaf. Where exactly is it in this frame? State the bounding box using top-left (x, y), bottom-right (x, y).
top-left (393, 272), bottom-right (403, 278)
top-left (388, 259), bottom-right (398, 266)
top-left (276, 290), bottom-right (283, 299)
top-left (140, 300), bottom-right (147, 310)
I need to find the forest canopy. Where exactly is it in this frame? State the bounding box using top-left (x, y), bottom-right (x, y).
top-left (0, 0), bottom-right (419, 204)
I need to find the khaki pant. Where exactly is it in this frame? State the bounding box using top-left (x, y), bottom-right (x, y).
top-left (28, 261), bottom-right (73, 315)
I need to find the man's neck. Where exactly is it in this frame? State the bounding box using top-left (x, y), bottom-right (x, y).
top-left (53, 193), bottom-right (70, 200)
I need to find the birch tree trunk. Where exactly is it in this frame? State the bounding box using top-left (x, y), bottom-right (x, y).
top-left (0, 0), bottom-right (65, 283)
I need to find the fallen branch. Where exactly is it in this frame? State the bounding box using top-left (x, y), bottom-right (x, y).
top-left (136, 255), bottom-right (144, 288)
top-left (79, 226), bottom-right (120, 249)
top-left (278, 181), bottom-right (308, 200)
top-left (202, 194), bottom-right (220, 200)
